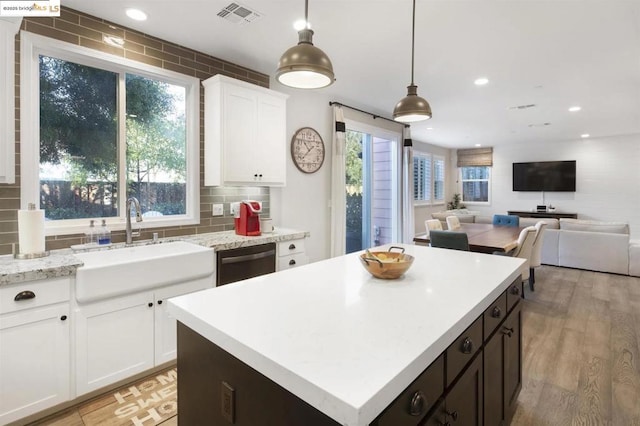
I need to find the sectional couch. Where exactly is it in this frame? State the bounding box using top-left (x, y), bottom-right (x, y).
top-left (431, 211), bottom-right (640, 277)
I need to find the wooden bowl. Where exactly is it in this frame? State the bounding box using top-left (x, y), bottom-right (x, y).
top-left (359, 247), bottom-right (414, 280)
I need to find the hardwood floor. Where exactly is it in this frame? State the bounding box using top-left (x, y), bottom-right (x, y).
top-left (513, 266), bottom-right (640, 425)
top-left (28, 266), bottom-right (640, 425)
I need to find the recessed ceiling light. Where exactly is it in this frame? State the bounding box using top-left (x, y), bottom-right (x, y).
top-left (126, 8), bottom-right (147, 21)
top-left (474, 77), bottom-right (489, 86)
top-left (581, 134), bottom-right (590, 138)
top-left (475, 144), bottom-right (482, 147)
top-left (426, 127), bottom-right (434, 130)
top-left (569, 106), bottom-right (582, 112)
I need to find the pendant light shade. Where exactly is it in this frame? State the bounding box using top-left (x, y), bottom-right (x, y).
top-left (276, 0), bottom-right (335, 89)
top-left (393, 0), bottom-right (432, 122)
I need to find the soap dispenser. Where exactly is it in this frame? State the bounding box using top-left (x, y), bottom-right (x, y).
top-left (98, 220), bottom-right (111, 245)
top-left (85, 220), bottom-right (97, 246)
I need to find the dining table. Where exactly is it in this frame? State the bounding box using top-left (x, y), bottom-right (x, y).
top-left (414, 222), bottom-right (525, 254)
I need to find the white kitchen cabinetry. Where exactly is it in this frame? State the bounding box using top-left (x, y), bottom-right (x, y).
top-left (0, 18), bottom-right (21, 184)
top-left (276, 238), bottom-right (309, 271)
top-left (0, 278), bottom-right (71, 425)
top-left (75, 277), bottom-right (211, 395)
top-left (203, 75), bottom-right (288, 187)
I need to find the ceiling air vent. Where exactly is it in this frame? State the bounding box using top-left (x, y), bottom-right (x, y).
top-left (217, 2), bottom-right (263, 24)
top-left (507, 104), bottom-right (536, 110)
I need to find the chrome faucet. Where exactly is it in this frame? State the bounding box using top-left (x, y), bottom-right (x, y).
top-left (126, 197), bottom-right (143, 245)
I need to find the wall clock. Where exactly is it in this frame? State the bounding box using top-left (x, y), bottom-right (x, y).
top-left (291, 127), bottom-right (325, 174)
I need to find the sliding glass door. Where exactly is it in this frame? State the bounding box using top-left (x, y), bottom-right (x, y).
top-left (345, 121), bottom-right (401, 254)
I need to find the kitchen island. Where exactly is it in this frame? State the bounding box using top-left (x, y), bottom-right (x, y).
top-left (168, 244), bottom-right (525, 425)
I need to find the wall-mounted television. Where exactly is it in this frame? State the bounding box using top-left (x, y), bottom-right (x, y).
top-left (512, 160), bottom-right (576, 192)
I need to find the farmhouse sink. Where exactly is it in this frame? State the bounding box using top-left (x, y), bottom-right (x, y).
top-left (75, 241), bottom-right (214, 303)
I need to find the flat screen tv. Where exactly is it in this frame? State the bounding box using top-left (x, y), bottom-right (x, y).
top-left (512, 160), bottom-right (576, 192)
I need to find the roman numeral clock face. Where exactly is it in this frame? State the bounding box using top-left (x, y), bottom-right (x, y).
top-left (291, 127), bottom-right (325, 174)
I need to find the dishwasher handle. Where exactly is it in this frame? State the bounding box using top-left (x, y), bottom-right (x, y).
top-left (220, 249), bottom-right (276, 265)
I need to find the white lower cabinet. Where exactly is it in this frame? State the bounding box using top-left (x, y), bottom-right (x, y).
top-left (276, 238), bottom-right (309, 271)
top-left (75, 292), bottom-right (155, 395)
top-left (75, 277), bottom-right (212, 395)
top-left (0, 278), bottom-right (71, 425)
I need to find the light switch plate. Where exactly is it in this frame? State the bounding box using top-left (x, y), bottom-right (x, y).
top-left (212, 203), bottom-right (224, 216)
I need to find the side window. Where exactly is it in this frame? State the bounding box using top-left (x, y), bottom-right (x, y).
top-left (460, 166), bottom-right (491, 203)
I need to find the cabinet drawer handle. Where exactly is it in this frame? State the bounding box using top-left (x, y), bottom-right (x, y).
top-left (289, 259), bottom-right (296, 266)
top-left (288, 244), bottom-right (296, 250)
top-left (60, 315), bottom-right (67, 321)
top-left (157, 300), bottom-right (163, 305)
top-left (491, 306), bottom-right (502, 318)
top-left (447, 410), bottom-right (458, 421)
top-left (461, 337), bottom-right (474, 354)
top-left (501, 327), bottom-right (514, 337)
top-left (510, 286), bottom-right (520, 296)
top-left (409, 390), bottom-right (426, 416)
top-left (14, 290), bottom-right (35, 301)
top-left (148, 302), bottom-right (154, 307)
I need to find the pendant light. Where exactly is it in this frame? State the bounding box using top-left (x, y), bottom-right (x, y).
top-left (393, 0), bottom-right (432, 122)
top-left (276, 0), bottom-right (335, 89)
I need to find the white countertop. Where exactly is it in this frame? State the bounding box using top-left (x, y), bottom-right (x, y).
top-left (168, 244), bottom-right (525, 426)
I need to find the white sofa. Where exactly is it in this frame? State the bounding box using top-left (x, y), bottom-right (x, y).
top-left (438, 212), bottom-right (640, 276)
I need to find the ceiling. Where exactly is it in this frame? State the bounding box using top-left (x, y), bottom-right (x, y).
top-left (61, 0), bottom-right (640, 149)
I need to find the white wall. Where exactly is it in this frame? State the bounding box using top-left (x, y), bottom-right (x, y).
top-left (270, 82), bottom-right (333, 262)
top-left (458, 133), bottom-right (640, 238)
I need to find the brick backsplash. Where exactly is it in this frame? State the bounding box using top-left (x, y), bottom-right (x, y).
top-left (0, 7), bottom-right (270, 255)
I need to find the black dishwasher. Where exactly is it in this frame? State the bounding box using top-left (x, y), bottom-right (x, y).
top-left (216, 243), bottom-right (276, 286)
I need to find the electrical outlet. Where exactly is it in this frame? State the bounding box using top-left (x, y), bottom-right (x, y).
top-left (230, 202), bottom-right (241, 216)
top-left (221, 381), bottom-right (235, 423)
top-left (212, 203), bottom-right (224, 216)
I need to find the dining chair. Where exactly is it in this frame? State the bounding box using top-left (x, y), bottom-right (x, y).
top-left (509, 226), bottom-right (537, 297)
top-left (528, 221), bottom-right (548, 291)
top-left (493, 214), bottom-right (520, 227)
top-left (429, 230), bottom-right (470, 251)
top-left (425, 219), bottom-right (443, 236)
top-left (446, 216), bottom-right (462, 231)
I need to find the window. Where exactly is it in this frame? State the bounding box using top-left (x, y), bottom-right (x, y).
top-left (414, 153), bottom-right (445, 205)
top-left (461, 166), bottom-right (491, 203)
top-left (21, 32), bottom-right (200, 234)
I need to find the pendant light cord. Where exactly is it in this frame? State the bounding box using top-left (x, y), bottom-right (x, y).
top-left (410, 0), bottom-right (416, 85)
top-left (305, 0), bottom-right (309, 27)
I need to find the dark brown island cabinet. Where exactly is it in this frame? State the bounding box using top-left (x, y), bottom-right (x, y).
top-left (176, 277), bottom-right (522, 426)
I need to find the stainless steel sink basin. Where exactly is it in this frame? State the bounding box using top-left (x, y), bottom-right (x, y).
top-left (74, 241), bottom-right (214, 303)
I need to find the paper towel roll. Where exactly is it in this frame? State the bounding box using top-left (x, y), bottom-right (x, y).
top-left (18, 204), bottom-right (45, 254)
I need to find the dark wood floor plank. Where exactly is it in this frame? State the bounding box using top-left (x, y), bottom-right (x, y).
top-left (547, 327), bottom-right (585, 392)
top-left (512, 377), bottom-right (544, 426)
top-left (610, 310), bottom-right (640, 425)
top-left (29, 409), bottom-right (84, 426)
top-left (572, 355), bottom-right (612, 425)
top-left (532, 382), bottom-right (579, 425)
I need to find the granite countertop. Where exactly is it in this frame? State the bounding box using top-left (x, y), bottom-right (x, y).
top-left (0, 228), bottom-right (309, 286)
top-left (168, 244), bottom-right (524, 426)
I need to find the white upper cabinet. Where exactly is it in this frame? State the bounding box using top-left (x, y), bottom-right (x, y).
top-left (0, 18), bottom-right (21, 184)
top-left (203, 75), bottom-right (288, 187)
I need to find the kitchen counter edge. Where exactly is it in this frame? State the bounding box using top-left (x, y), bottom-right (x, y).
top-left (0, 229), bottom-right (310, 286)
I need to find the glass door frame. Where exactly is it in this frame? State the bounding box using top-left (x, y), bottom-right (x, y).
top-left (344, 119), bottom-right (402, 250)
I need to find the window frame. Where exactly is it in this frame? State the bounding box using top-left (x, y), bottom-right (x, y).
top-left (20, 31), bottom-right (200, 236)
top-left (460, 166), bottom-right (492, 205)
top-left (413, 151), bottom-right (446, 206)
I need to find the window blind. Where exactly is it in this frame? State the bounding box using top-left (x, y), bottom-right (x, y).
top-left (457, 147), bottom-right (493, 167)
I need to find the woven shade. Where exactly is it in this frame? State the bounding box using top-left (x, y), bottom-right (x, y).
top-left (457, 148), bottom-right (493, 167)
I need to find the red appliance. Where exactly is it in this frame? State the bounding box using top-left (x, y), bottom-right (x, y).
top-left (234, 201), bottom-right (262, 236)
